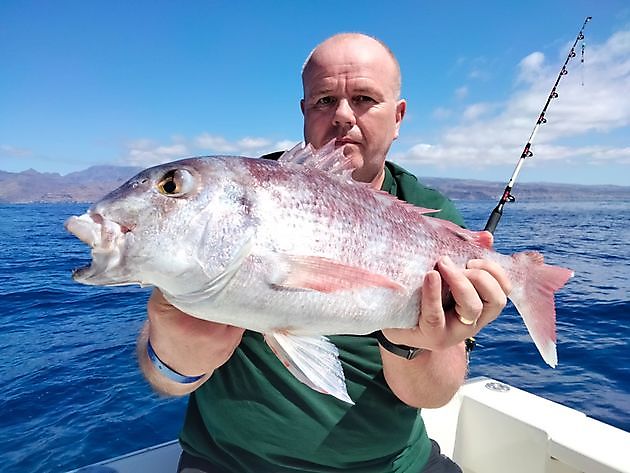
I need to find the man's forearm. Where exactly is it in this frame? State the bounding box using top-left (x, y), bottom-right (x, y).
top-left (139, 290), bottom-right (246, 396)
top-left (137, 323), bottom-right (212, 397)
top-left (380, 342), bottom-right (468, 408)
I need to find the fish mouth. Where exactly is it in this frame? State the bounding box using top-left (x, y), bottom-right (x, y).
top-left (65, 213), bottom-right (132, 247)
top-left (64, 212), bottom-right (134, 285)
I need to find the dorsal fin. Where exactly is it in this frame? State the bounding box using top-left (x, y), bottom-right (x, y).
top-left (427, 216), bottom-right (494, 249)
top-left (279, 140), bottom-right (441, 218)
top-left (278, 139), bottom-right (355, 178)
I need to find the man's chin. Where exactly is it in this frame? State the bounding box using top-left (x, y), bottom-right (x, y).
top-left (338, 145), bottom-right (362, 165)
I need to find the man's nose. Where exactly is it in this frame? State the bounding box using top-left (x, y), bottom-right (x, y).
top-left (333, 99), bottom-right (356, 128)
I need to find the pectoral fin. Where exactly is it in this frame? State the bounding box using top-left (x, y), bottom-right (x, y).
top-left (271, 254), bottom-right (405, 294)
top-left (264, 332), bottom-right (353, 404)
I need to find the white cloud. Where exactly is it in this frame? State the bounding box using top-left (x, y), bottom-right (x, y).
top-left (237, 137), bottom-right (271, 149)
top-left (121, 135), bottom-right (299, 167)
top-left (195, 133), bottom-right (237, 153)
top-left (275, 139), bottom-right (301, 151)
top-left (125, 141), bottom-right (189, 167)
top-left (589, 146), bottom-right (630, 164)
top-left (454, 86), bottom-right (468, 99)
top-left (517, 52), bottom-right (546, 83)
top-left (432, 107), bottom-right (452, 120)
top-left (398, 29), bottom-right (630, 170)
top-left (0, 144), bottom-right (32, 157)
top-left (462, 103), bottom-right (492, 120)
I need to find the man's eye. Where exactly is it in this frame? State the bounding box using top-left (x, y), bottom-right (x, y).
top-left (355, 95), bottom-right (375, 103)
top-left (316, 96), bottom-right (335, 106)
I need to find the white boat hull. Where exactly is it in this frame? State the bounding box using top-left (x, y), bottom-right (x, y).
top-left (423, 377), bottom-right (630, 473)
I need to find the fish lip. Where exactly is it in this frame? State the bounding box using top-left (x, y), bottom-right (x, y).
top-left (64, 212), bottom-right (133, 249)
top-left (89, 212), bottom-right (134, 234)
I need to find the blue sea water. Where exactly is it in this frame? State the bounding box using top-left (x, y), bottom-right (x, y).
top-left (0, 201), bottom-right (628, 473)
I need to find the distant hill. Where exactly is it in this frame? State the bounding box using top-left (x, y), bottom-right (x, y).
top-left (0, 166), bottom-right (142, 203)
top-left (1, 165), bottom-right (628, 203)
top-left (420, 177), bottom-right (630, 202)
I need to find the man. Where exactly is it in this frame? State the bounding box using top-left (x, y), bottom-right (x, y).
top-left (138, 33), bottom-right (511, 472)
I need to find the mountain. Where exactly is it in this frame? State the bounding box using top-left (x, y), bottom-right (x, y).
top-left (1, 165), bottom-right (628, 203)
top-left (420, 177), bottom-right (630, 202)
top-left (0, 166), bottom-right (142, 203)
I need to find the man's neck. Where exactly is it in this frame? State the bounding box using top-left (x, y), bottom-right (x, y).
top-left (369, 168), bottom-right (386, 190)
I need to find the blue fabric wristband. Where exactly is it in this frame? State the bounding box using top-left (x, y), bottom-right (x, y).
top-left (146, 338), bottom-right (205, 384)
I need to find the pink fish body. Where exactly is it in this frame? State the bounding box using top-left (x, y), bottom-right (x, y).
top-left (65, 142), bottom-right (573, 403)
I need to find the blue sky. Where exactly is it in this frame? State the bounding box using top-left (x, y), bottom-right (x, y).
top-left (1, 1), bottom-right (629, 185)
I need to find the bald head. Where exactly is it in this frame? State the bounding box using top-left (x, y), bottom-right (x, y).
top-left (302, 33), bottom-right (402, 98)
top-left (299, 32), bottom-right (407, 187)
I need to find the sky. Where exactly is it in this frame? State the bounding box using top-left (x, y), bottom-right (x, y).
top-left (1, 0), bottom-right (629, 185)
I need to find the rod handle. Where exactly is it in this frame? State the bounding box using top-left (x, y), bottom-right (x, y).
top-left (484, 205), bottom-right (503, 234)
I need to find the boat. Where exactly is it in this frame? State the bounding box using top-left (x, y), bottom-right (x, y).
top-left (67, 377), bottom-right (630, 473)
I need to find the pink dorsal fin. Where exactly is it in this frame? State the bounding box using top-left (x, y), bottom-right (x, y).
top-left (278, 139), bottom-right (355, 177)
top-left (470, 229), bottom-right (494, 249)
top-left (277, 255), bottom-right (406, 294)
top-left (426, 216), bottom-right (493, 249)
top-left (371, 190), bottom-right (439, 216)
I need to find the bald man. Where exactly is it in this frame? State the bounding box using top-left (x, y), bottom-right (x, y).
top-left (139, 33), bottom-right (510, 473)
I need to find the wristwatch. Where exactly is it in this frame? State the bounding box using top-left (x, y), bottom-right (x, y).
top-left (374, 331), bottom-right (424, 360)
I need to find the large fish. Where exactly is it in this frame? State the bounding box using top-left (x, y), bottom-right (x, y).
top-left (65, 142), bottom-right (573, 403)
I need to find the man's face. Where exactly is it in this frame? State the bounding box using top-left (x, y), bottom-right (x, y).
top-left (301, 37), bottom-right (406, 187)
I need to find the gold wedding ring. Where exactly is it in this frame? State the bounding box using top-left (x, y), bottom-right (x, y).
top-left (456, 313), bottom-right (477, 326)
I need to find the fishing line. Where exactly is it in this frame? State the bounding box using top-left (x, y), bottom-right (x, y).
top-left (484, 16), bottom-right (592, 234)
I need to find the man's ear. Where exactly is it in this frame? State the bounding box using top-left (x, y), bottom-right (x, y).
top-left (393, 99), bottom-right (407, 139)
top-left (300, 98), bottom-right (305, 116)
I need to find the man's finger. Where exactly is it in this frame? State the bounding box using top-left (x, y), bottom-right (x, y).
top-left (466, 259), bottom-right (512, 296)
top-left (437, 256), bottom-right (483, 323)
top-left (461, 268), bottom-right (507, 328)
top-left (419, 270), bottom-right (446, 331)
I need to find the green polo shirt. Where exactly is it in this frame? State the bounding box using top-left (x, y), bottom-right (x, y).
top-left (179, 160), bottom-right (464, 472)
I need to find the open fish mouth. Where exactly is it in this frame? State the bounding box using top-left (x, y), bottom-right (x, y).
top-left (64, 213), bottom-right (133, 284)
top-left (65, 212), bottom-right (133, 246)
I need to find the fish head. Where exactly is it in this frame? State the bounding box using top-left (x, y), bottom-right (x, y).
top-left (64, 157), bottom-right (248, 291)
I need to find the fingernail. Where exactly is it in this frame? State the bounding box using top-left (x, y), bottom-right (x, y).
top-left (441, 255), bottom-right (453, 266)
top-left (425, 271), bottom-right (439, 285)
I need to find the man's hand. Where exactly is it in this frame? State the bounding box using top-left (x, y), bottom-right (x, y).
top-left (138, 289), bottom-right (245, 396)
top-left (379, 255), bottom-right (511, 408)
top-left (383, 256), bottom-right (511, 350)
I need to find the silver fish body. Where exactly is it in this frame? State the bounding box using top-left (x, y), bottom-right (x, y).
top-left (65, 143), bottom-right (573, 403)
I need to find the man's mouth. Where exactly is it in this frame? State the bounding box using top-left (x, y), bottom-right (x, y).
top-left (334, 138), bottom-right (359, 147)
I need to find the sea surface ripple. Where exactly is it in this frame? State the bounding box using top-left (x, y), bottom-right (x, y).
top-left (0, 201), bottom-right (628, 473)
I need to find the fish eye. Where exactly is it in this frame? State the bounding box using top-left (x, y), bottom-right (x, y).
top-left (157, 169), bottom-right (195, 196)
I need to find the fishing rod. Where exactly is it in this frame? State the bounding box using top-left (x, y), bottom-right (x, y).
top-left (484, 16), bottom-right (592, 234)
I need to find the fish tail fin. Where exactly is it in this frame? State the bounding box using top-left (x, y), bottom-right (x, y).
top-left (508, 252), bottom-right (574, 368)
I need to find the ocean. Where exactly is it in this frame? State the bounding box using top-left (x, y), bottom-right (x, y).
top-left (1, 201), bottom-right (628, 473)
